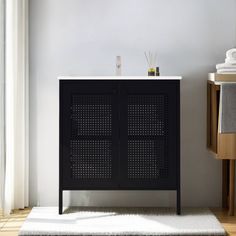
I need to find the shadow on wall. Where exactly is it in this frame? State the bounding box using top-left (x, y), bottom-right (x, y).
top-left (70, 191), bottom-right (176, 207)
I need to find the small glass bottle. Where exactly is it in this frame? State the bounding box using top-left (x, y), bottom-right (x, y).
top-left (116, 56), bottom-right (121, 76)
top-left (148, 68), bottom-right (155, 76)
top-left (156, 67), bottom-right (160, 76)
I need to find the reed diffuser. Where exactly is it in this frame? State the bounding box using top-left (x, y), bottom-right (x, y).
top-left (145, 51), bottom-right (157, 76)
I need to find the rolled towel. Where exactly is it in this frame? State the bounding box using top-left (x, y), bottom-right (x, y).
top-left (216, 63), bottom-right (236, 70)
top-left (225, 58), bottom-right (236, 65)
top-left (226, 48), bottom-right (236, 60)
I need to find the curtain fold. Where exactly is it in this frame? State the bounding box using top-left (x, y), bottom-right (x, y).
top-left (0, 0), bottom-right (5, 211)
top-left (4, 0), bottom-right (29, 215)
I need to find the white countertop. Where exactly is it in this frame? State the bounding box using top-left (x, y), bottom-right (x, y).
top-left (58, 76), bottom-right (182, 80)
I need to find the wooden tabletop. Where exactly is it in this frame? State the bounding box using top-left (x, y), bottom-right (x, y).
top-left (209, 73), bottom-right (236, 84)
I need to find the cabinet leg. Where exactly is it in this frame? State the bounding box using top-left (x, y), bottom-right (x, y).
top-left (177, 188), bottom-right (181, 215)
top-left (222, 160), bottom-right (229, 208)
top-left (59, 189), bottom-right (63, 215)
top-left (228, 160), bottom-right (235, 216)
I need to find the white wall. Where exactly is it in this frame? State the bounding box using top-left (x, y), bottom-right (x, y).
top-left (29, 0), bottom-right (236, 207)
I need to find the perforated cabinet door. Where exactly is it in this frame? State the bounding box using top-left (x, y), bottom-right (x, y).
top-left (119, 80), bottom-right (180, 189)
top-left (60, 81), bottom-right (119, 189)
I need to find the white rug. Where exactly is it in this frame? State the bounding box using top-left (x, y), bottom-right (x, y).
top-left (19, 207), bottom-right (226, 236)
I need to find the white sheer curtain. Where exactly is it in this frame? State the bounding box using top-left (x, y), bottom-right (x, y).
top-left (4, 0), bottom-right (29, 215)
top-left (0, 0), bottom-right (5, 211)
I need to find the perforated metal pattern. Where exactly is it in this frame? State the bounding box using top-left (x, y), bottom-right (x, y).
top-left (70, 140), bottom-right (112, 179)
top-left (71, 95), bottom-right (112, 137)
top-left (128, 140), bottom-right (167, 179)
top-left (128, 95), bottom-right (166, 136)
top-left (70, 95), bottom-right (112, 180)
top-left (127, 95), bottom-right (168, 179)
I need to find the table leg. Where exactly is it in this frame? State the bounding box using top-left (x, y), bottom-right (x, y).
top-left (222, 160), bottom-right (229, 208)
top-left (228, 160), bottom-right (235, 216)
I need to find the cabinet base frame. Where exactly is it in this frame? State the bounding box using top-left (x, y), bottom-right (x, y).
top-left (58, 189), bottom-right (181, 215)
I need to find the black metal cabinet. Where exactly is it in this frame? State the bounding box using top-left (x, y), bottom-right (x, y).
top-left (59, 80), bottom-right (180, 214)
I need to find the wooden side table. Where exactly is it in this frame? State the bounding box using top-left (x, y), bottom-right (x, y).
top-left (207, 73), bottom-right (236, 216)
